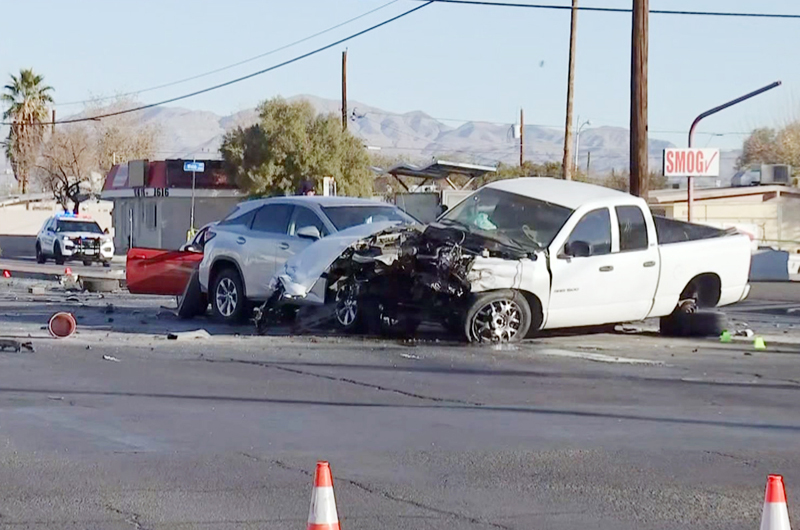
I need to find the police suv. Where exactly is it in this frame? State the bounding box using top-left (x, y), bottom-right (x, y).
top-left (35, 214), bottom-right (114, 267)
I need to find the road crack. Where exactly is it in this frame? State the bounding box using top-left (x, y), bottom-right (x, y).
top-left (243, 455), bottom-right (514, 530)
top-left (208, 358), bottom-right (484, 407)
top-left (104, 503), bottom-right (150, 530)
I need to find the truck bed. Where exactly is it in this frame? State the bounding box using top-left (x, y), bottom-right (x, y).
top-left (653, 216), bottom-right (732, 245)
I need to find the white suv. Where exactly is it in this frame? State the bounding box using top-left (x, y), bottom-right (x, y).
top-left (199, 196), bottom-right (416, 323)
top-left (36, 214), bottom-right (114, 267)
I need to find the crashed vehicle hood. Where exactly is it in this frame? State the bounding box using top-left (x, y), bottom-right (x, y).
top-left (273, 221), bottom-right (403, 299)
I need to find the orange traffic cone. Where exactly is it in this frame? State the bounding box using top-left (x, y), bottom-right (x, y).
top-left (64, 267), bottom-right (72, 276)
top-left (760, 474), bottom-right (792, 530)
top-left (2, 270), bottom-right (10, 278)
top-left (307, 461), bottom-right (340, 530)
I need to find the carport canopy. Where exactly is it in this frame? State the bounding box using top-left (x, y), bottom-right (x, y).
top-left (385, 159), bottom-right (496, 191)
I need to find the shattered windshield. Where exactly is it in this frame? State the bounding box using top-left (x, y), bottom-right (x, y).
top-left (439, 187), bottom-right (573, 250)
top-left (322, 205), bottom-right (416, 231)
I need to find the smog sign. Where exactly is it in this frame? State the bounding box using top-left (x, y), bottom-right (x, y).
top-left (663, 148), bottom-right (720, 177)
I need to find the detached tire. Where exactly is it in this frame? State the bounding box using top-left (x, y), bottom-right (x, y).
top-left (464, 290), bottom-right (532, 343)
top-left (211, 267), bottom-right (247, 324)
top-left (660, 309), bottom-right (726, 337)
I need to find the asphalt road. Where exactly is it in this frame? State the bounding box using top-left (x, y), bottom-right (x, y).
top-left (0, 280), bottom-right (799, 529)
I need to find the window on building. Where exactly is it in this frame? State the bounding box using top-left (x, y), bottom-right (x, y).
top-left (145, 202), bottom-right (158, 230)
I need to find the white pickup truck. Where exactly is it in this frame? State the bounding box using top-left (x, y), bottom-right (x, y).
top-left (266, 178), bottom-right (752, 342)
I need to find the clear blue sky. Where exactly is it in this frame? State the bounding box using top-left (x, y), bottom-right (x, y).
top-left (2, 0), bottom-right (798, 149)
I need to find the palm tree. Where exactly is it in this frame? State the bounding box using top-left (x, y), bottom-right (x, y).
top-left (2, 68), bottom-right (54, 194)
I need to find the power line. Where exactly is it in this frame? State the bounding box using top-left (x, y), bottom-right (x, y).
top-left (412, 0), bottom-right (800, 19)
top-left (54, 0), bottom-right (400, 107)
top-left (1, 2), bottom-right (432, 127)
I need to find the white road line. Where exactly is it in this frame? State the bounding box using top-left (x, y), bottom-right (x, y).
top-left (537, 348), bottom-right (664, 366)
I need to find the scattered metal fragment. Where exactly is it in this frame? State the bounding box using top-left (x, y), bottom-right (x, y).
top-left (167, 329), bottom-right (211, 340)
top-left (102, 355), bottom-right (121, 362)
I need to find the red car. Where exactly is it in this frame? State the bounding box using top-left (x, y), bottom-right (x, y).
top-left (126, 224), bottom-right (215, 296)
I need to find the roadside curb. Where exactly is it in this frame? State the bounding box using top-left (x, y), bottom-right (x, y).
top-left (0, 270), bottom-right (61, 282)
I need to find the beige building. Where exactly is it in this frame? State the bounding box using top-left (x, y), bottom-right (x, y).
top-left (649, 185), bottom-right (800, 252)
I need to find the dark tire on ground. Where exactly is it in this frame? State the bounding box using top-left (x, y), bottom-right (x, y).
top-left (54, 244), bottom-right (65, 265)
top-left (35, 244), bottom-right (46, 264)
top-left (660, 309), bottom-right (727, 337)
top-left (464, 289), bottom-right (532, 343)
top-left (177, 270), bottom-right (208, 319)
top-left (102, 261), bottom-right (111, 268)
top-left (83, 260), bottom-right (93, 267)
top-left (211, 267), bottom-right (247, 324)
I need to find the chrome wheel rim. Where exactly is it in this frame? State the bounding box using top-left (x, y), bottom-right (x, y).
top-left (471, 299), bottom-right (522, 342)
top-left (215, 278), bottom-right (238, 317)
top-left (335, 286), bottom-right (358, 327)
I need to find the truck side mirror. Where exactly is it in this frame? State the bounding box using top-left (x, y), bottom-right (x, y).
top-left (564, 240), bottom-right (591, 258)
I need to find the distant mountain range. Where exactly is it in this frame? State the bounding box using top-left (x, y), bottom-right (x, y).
top-left (0, 94), bottom-right (741, 191)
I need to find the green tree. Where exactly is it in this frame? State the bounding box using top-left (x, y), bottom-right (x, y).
top-left (220, 97), bottom-right (373, 197)
top-left (2, 68), bottom-right (54, 194)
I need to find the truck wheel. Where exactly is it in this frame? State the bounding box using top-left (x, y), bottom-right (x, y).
top-left (464, 290), bottom-right (532, 343)
top-left (83, 260), bottom-right (93, 267)
top-left (54, 244), bottom-right (65, 265)
top-left (36, 244), bottom-right (46, 264)
top-left (211, 268), bottom-right (247, 324)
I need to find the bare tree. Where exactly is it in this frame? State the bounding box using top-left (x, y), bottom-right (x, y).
top-left (35, 125), bottom-right (95, 213)
top-left (85, 96), bottom-right (159, 173)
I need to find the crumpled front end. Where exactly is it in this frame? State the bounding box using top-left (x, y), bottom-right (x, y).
top-left (257, 221), bottom-right (535, 335)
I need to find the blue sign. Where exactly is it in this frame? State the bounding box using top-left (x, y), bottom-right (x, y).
top-left (183, 161), bottom-right (205, 172)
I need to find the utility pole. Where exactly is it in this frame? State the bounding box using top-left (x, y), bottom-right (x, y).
top-left (630, 0), bottom-right (649, 198)
top-left (562, 0), bottom-right (579, 180)
top-left (51, 109), bottom-right (56, 134)
top-left (586, 151), bottom-right (591, 176)
top-left (519, 108), bottom-right (524, 168)
top-left (342, 50), bottom-right (348, 130)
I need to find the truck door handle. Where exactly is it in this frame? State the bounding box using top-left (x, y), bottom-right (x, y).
top-left (279, 242), bottom-right (290, 250)
top-left (599, 265), bottom-right (614, 272)
top-left (236, 237), bottom-right (246, 245)
top-left (643, 261), bottom-right (656, 268)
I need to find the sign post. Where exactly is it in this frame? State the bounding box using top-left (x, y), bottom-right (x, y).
top-left (663, 148), bottom-right (720, 221)
top-left (183, 160), bottom-right (205, 238)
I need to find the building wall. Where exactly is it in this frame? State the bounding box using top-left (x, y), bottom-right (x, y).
top-left (111, 196), bottom-right (240, 253)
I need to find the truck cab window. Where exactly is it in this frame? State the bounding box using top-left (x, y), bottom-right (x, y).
top-left (567, 208), bottom-right (612, 256)
top-left (616, 205), bottom-right (648, 251)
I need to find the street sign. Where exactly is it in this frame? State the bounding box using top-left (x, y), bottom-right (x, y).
top-left (183, 161), bottom-right (205, 173)
top-left (663, 148), bottom-right (720, 177)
